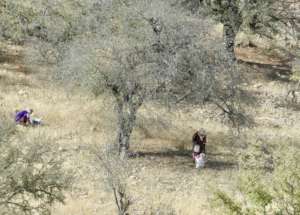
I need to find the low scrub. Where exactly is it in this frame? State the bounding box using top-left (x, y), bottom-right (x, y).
top-left (214, 137), bottom-right (300, 215)
top-left (0, 115), bottom-right (72, 215)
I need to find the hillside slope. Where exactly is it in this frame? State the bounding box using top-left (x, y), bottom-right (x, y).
top-left (1, 45), bottom-right (300, 214)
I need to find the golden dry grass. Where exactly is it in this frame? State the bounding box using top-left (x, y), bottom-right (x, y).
top-left (1, 48), bottom-right (300, 215)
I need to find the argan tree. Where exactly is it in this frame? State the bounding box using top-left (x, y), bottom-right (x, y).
top-left (52, 0), bottom-right (247, 155)
top-left (1, 0), bottom-right (248, 155)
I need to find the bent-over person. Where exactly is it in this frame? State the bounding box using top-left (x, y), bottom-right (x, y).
top-left (15, 109), bottom-right (33, 126)
top-left (192, 128), bottom-right (207, 160)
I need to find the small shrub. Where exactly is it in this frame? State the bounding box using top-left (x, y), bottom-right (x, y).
top-left (215, 138), bottom-right (300, 215)
top-left (0, 116), bottom-right (72, 215)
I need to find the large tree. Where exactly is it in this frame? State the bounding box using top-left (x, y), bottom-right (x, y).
top-left (53, 0), bottom-right (246, 155)
top-left (181, 0), bottom-right (299, 60)
top-left (1, 0), bottom-right (247, 155)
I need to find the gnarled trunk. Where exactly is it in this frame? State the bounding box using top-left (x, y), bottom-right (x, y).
top-left (223, 22), bottom-right (237, 61)
top-left (221, 0), bottom-right (242, 62)
top-left (115, 94), bottom-right (143, 158)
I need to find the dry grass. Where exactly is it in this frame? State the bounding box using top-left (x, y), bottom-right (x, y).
top-left (1, 46), bottom-right (300, 214)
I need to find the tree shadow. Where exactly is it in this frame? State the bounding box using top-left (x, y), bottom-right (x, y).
top-left (132, 150), bottom-right (234, 158)
top-left (129, 150), bottom-right (237, 171)
top-left (129, 150), bottom-right (191, 158)
top-left (207, 152), bottom-right (235, 157)
top-left (205, 160), bottom-right (237, 170)
top-left (242, 61), bottom-right (292, 82)
top-left (175, 159), bottom-right (237, 171)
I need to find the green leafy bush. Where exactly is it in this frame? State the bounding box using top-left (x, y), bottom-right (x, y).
top-left (0, 116), bottom-right (72, 215)
top-left (215, 138), bottom-right (300, 215)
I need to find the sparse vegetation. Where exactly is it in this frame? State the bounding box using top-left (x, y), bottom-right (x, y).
top-left (9, 0), bottom-right (249, 155)
top-left (215, 137), bottom-right (300, 215)
top-left (182, 0), bottom-right (299, 59)
top-left (94, 144), bottom-right (132, 215)
top-left (0, 115), bottom-right (72, 215)
top-left (0, 0), bottom-right (299, 214)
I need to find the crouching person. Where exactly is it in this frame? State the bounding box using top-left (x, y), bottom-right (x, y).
top-left (192, 128), bottom-right (207, 168)
top-left (15, 109), bottom-right (42, 126)
top-left (15, 109), bottom-right (33, 126)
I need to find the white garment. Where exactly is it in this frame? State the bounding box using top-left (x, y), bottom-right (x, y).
top-left (193, 145), bottom-right (200, 153)
top-left (195, 153), bottom-right (206, 168)
top-left (30, 118), bottom-right (42, 126)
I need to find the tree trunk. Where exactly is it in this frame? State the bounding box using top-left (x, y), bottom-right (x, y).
top-left (221, 0), bottom-right (242, 62)
top-left (223, 22), bottom-right (237, 61)
top-left (116, 96), bottom-right (142, 158)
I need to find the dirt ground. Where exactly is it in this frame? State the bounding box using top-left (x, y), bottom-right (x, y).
top-left (1, 49), bottom-right (300, 214)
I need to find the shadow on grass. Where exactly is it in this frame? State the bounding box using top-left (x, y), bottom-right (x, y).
top-left (205, 160), bottom-right (237, 170)
top-left (130, 150), bottom-right (191, 158)
top-left (129, 150), bottom-right (237, 171)
top-left (131, 150), bottom-right (234, 158)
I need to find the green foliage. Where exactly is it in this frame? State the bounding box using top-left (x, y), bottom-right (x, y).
top-left (248, 186), bottom-right (273, 209)
top-left (238, 173), bottom-right (273, 213)
top-left (215, 191), bottom-right (243, 215)
top-left (215, 138), bottom-right (300, 215)
top-left (216, 176), bottom-right (274, 214)
top-left (0, 116), bottom-right (72, 215)
top-left (272, 145), bottom-right (300, 215)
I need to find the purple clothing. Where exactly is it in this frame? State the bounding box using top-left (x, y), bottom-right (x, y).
top-left (15, 110), bottom-right (30, 123)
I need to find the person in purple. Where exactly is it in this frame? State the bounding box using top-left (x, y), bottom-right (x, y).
top-left (15, 109), bottom-right (33, 126)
